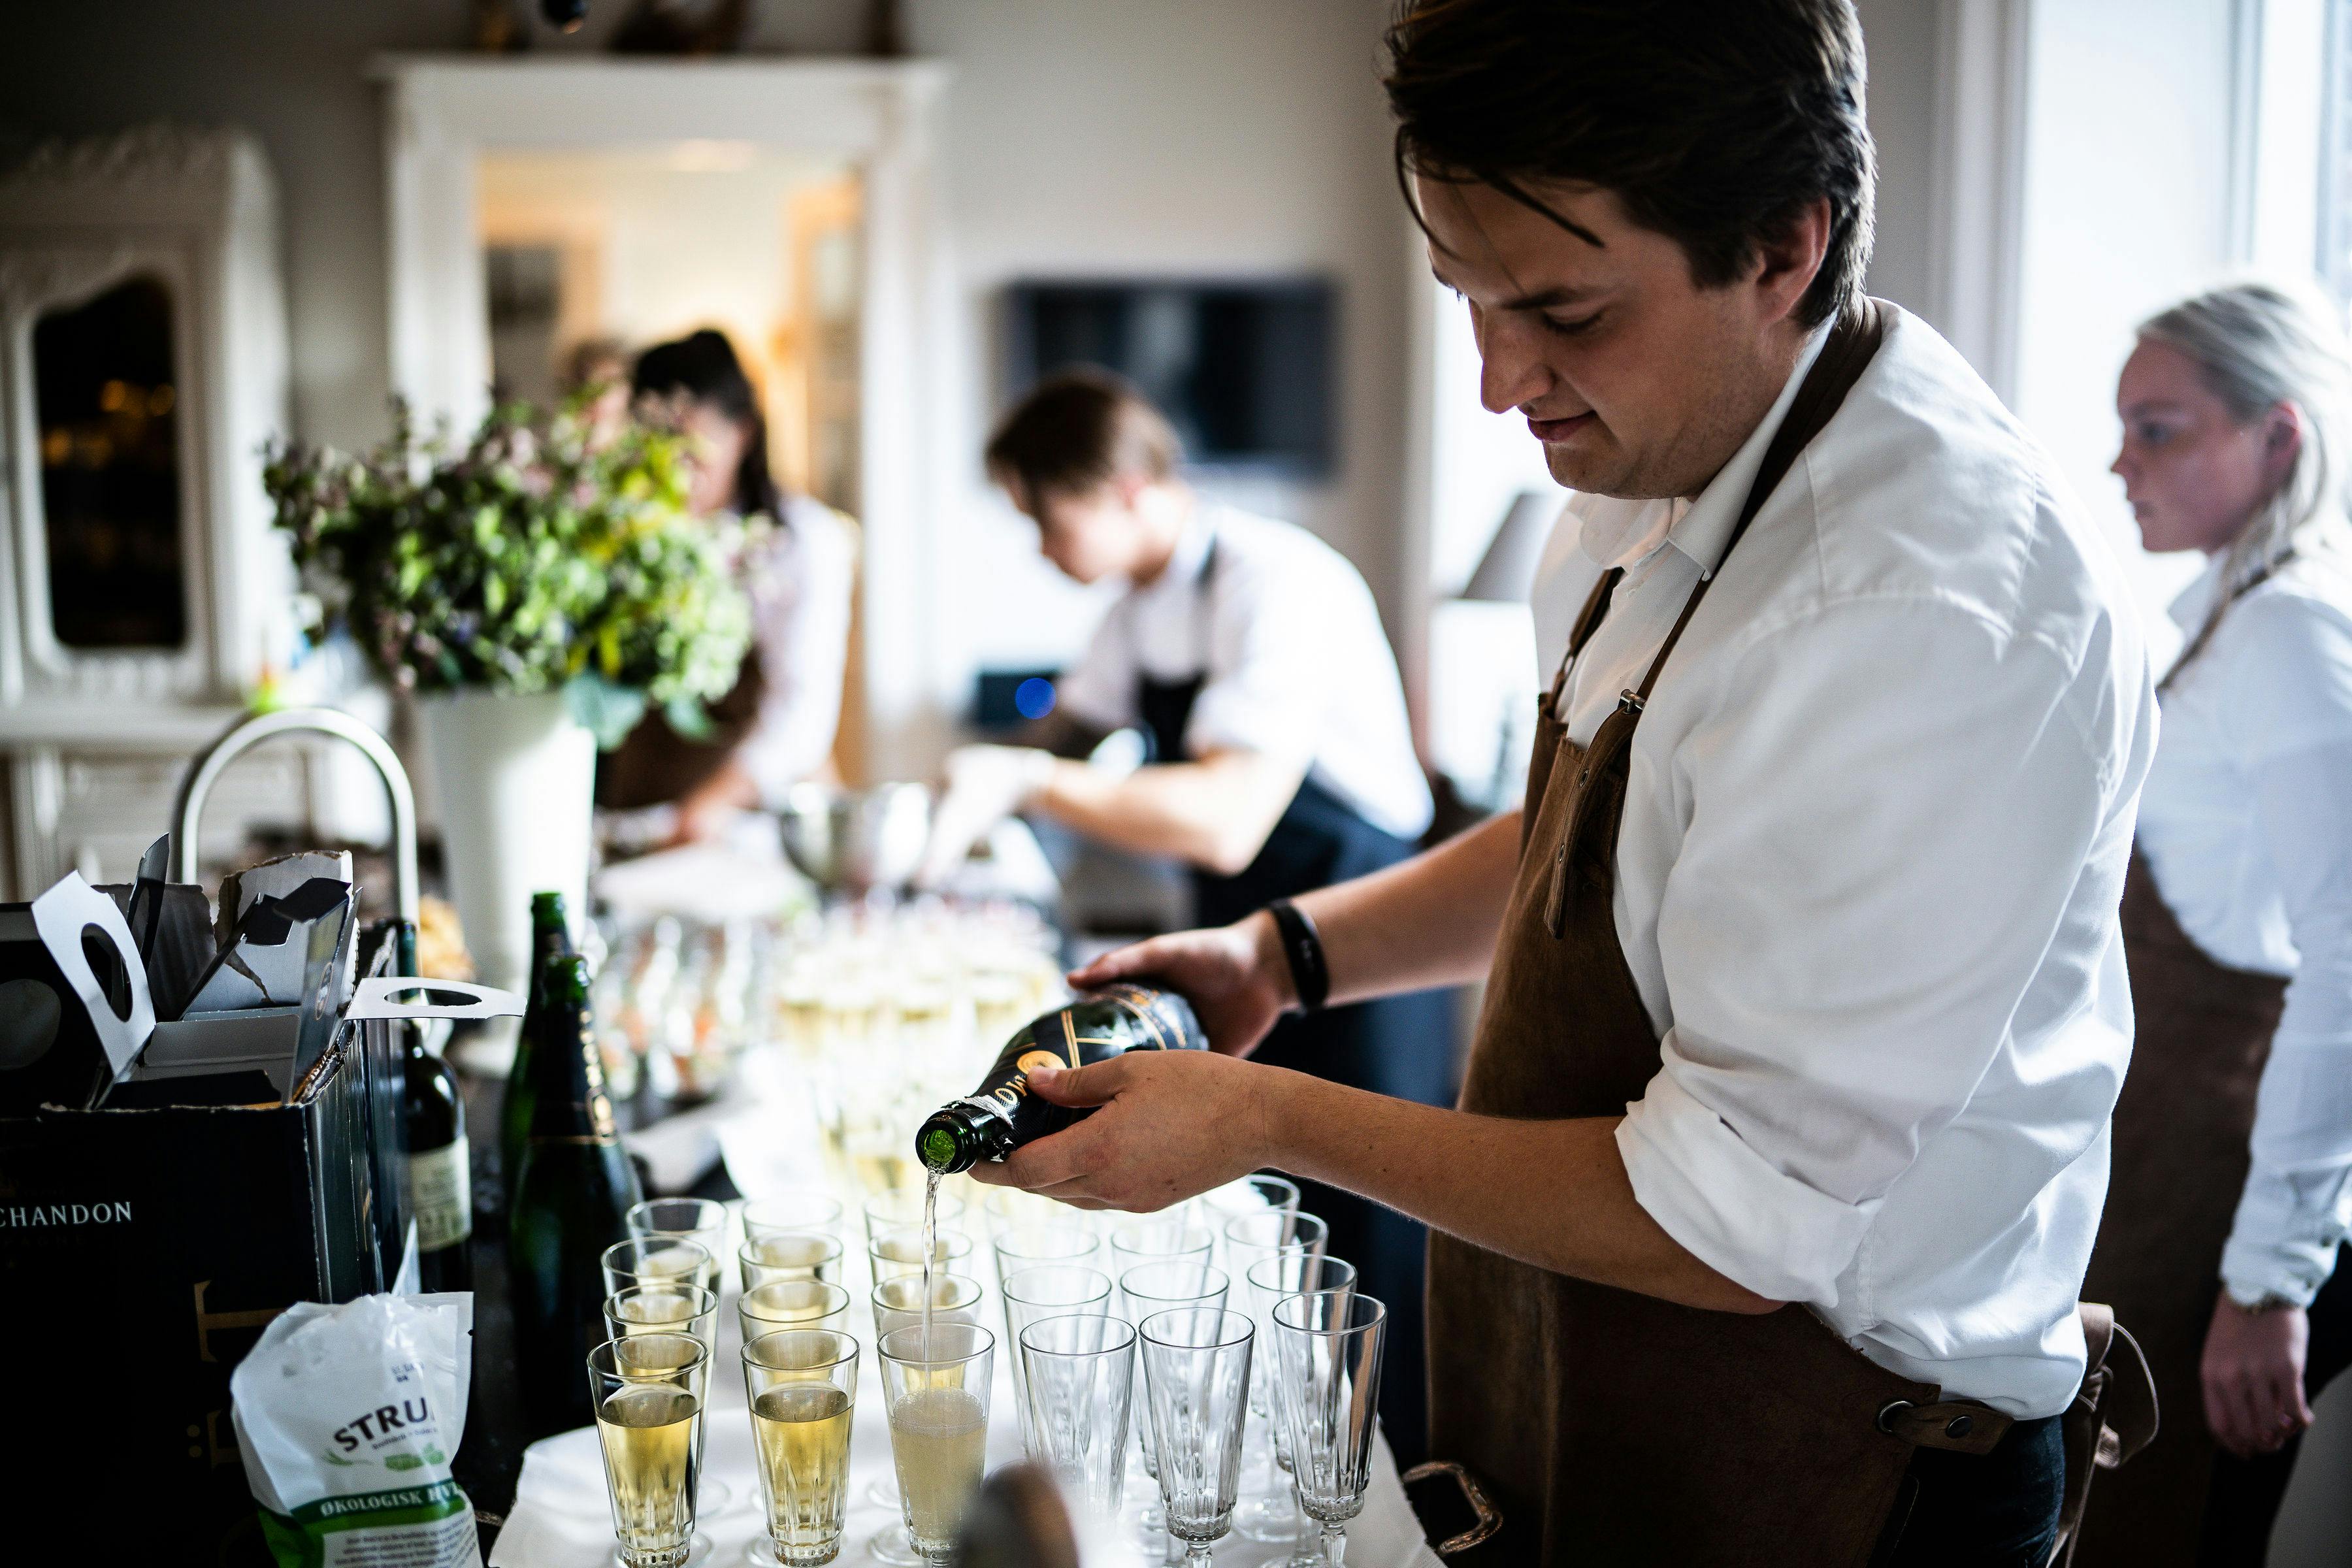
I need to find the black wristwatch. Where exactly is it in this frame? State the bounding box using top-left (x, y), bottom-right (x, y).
top-left (1265, 898), bottom-right (1330, 1014)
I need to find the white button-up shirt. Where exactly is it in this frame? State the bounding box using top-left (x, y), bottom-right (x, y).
top-left (1528, 304), bottom-right (2159, 1418)
top-left (1056, 505), bottom-right (1433, 841)
top-left (2137, 546), bottom-right (2352, 1307)
top-left (738, 495), bottom-right (857, 805)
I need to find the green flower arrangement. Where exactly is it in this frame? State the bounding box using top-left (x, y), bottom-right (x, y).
top-left (264, 398), bottom-right (757, 746)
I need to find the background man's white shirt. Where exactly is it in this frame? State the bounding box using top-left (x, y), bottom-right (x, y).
top-left (1528, 304), bottom-right (2158, 1418)
top-left (1056, 504), bottom-right (1433, 843)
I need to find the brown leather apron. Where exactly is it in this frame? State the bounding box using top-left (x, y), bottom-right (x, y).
top-left (1428, 300), bottom-right (1992, 1565)
top-left (595, 646), bottom-right (766, 810)
top-left (2070, 851), bottom-right (2289, 1566)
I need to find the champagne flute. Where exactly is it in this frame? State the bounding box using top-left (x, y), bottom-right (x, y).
top-left (589, 1333), bottom-right (710, 1568)
top-left (605, 1282), bottom-right (721, 1357)
top-left (1271, 1293), bottom-right (1389, 1568)
top-left (860, 1274), bottom-right (983, 1567)
top-left (878, 1322), bottom-right (996, 1566)
top-left (1119, 1261), bottom-right (1229, 1541)
top-left (871, 1271), bottom-right (985, 1344)
top-left (738, 1281), bottom-right (853, 1349)
top-left (1222, 1211), bottom-right (1331, 1544)
top-left (740, 1231), bottom-right (845, 1291)
top-left (742, 1330), bottom-right (858, 1567)
top-left (742, 1192), bottom-right (845, 1243)
top-left (1018, 1313), bottom-right (1136, 1520)
top-left (604, 1237), bottom-right (717, 1300)
top-left (868, 1225), bottom-right (976, 1282)
top-left (1138, 1309), bottom-right (1256, 1566)
top-left (998, 1265), bottom-right (1113, 1441)
top-left (1201, 1174), bottom-right (1302, 1246)
top-left (864, 1188), bottom-right (966, 1248)
top-left (981, 1186), bottom-right (1075, 1237)
top-left (1244, 1255), bottom-right (1358, 1561)
top-left (990, 1222), bottom-right (1101, 1296)
top-left (629, 1198), bottom-right (733, 1288)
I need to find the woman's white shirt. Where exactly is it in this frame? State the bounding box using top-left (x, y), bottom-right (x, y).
top-left (737, 495), bottom-right (857, 804)
top-left (1528, 304), bottom-right (2157, 1418)
top-left (2136, 547), bottom-right (2352, 1306)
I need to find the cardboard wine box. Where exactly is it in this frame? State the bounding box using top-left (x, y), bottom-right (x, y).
top-left (0, 1032), bottom-right (378, 1562)
top-left (0, 943), bottom-right (518, 1565)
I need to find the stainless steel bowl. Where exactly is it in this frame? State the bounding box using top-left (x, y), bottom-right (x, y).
top-left (776, 782), bottom-right (933, 894)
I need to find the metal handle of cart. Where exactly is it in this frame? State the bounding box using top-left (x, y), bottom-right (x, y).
top-left (171, 706), bottom-right (421, 925)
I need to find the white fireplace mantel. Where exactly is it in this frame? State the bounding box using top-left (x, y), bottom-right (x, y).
top-left (374, 53), bottom-right (957, 780)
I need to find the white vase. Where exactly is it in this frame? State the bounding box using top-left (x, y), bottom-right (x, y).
top-left (419, 689), bottom-right (595, 1000)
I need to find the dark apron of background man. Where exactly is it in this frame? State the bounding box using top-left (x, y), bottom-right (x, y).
top-left (1137, 536), bottom-right (1458, 1465)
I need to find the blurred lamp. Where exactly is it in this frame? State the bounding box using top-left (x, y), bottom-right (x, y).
top-left (1461, 490), bottom-right (1558, 604)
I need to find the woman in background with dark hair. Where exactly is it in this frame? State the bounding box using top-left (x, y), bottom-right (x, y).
top-left (598, 328), bottom-right (857, 839)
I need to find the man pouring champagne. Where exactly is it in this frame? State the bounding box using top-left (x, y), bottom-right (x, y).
top-left (969, 2), bottom-right (2159, 1563)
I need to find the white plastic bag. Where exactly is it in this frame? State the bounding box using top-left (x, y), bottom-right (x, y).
top-left (229, 1292), bottom-right (483, 1568)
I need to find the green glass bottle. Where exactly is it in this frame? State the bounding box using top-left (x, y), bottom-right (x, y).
top-left (915, 984), bottom-right (1207, 1175)
top-left (498, 891), bottom-right (576, 1204)
top-left (506, 952), bottom-right (643, 1437)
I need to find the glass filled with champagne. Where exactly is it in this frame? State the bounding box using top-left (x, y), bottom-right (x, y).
top-left (878, 1321), bottom-right (996, 1565)
top-left (742, 1329), bottom-right (860, 1567)
top-left (588, 1333), bottom-right (710, 1568)
top-left (603, 1236), bottom-right (717, 1301)
top-left (870, 1272), bottom-right (985, 1347)
top-left (739, 1230), bottom-right (845, 1292)
top-left (868, 1225), bottom-right (975, 1283)
top-left (604, 1282), bottom-right (719, 1356)
top-left (627, 1198), bottom-right (732, 1294)
top-left (740, 1280), bottom-right (853, 1348)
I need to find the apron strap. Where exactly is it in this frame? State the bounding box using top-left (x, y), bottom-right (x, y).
top-left (1544, 566), bottom-right (1623, 711)
top-left (2046, 1301), bottom-right (2160, 1565)
top-left (2157, 550), bottom-right (2296, 694)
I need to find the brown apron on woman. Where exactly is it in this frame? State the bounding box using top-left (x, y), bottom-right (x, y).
top-left (594, 648), bottom-right (766, 810)
top-left (1427, 301), bottom-right (2029, 1565)
top-left (2070, 851), bottom-right (2289, 1567)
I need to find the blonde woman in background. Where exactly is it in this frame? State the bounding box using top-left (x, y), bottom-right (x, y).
top-left (2082, 282), bottom-right (2352, 1565)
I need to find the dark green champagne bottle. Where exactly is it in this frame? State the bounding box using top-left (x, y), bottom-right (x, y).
top-left (499, 891), bottom-right (576, 1204)
top-left (507, 952), bottom-right (642, 1437)
top-left (395, 920), bottom-right (473, 1294)
top-left (915, 984), bottom-right (1207, 1175)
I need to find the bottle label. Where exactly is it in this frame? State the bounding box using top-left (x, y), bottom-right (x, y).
top-left (408, 1139), bottom-right (473, 1252)
top-left (962, 987), bottom-right (1209, 1146)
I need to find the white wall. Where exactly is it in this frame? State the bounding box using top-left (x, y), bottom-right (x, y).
top-left (2014, 0), bottom-right (2244, 626)
top-left (917, 0), bottom-right (1414, 682)
top-left (1854, 0), bottom-right (1942, 318)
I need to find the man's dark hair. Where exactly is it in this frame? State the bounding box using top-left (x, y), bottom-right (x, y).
top-left (985, 370), bottom-right (1183, 504)
top-left (1384, 0), bottom-right (1876, 327)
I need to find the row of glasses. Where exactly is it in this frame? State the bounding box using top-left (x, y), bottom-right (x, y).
top-left (1228, 1209), bottom-right (1332, 1552)
top-left (587, 1326), bottom-right (866, 1568)
top-left (1003, 1296), bottom-right (1363, 1568)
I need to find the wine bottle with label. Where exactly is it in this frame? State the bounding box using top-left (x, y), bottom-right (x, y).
top-left (915, 984), bottom-right (1207, 1175)
top-left (499, 890), bottom-right (576, 1205)
top-left (394, 920), bottom-right (473, 1294)
top-left (508, 951), bottom-right (644, 1437)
